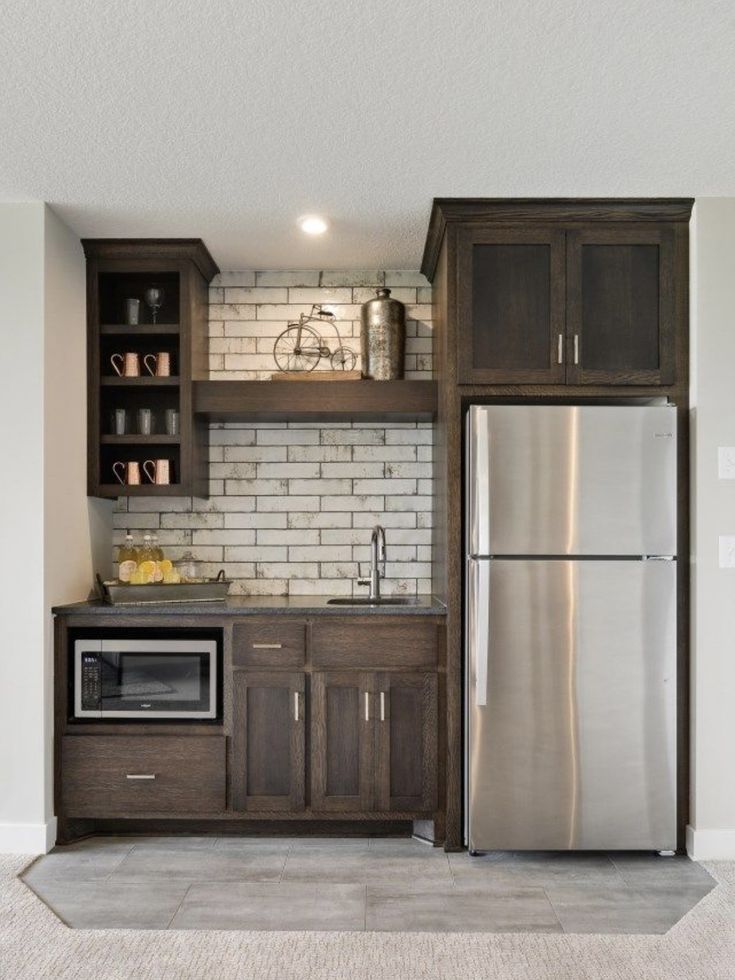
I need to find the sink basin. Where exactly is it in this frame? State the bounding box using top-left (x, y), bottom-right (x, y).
top-left (326, 597), bottom-right (420, 606)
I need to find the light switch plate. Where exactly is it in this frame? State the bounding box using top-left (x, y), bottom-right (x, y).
top-left (719, 535), bottom-right (735, 568)
top-left (718, 447), bottom-right (735, 479)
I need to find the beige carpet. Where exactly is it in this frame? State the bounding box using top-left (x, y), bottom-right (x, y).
top-left (1, 855), bottom-right (734, 980)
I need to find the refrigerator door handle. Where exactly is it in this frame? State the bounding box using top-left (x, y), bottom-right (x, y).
top-left (469, 559), bottom-right (490, 707)
top-left (468, 408), bottom-right (491, 555)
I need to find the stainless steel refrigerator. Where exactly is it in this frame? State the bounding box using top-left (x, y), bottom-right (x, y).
top-left (465, 405), bottom-right (677, 852)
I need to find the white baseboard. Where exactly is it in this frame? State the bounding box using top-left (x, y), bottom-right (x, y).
top-left (0, 818), bottom-right (57, 855)
top-left (686, 824), bottom-right (735, 860)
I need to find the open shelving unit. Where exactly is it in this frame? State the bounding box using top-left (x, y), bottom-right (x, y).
top-left (84, 239), bottom-right (219, 498)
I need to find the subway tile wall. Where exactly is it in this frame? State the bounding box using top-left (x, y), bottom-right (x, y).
top-left (113, 270), bottom-right (434, 596)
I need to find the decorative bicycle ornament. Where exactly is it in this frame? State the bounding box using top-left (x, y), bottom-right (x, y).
top-left (273, 305), bottom-right (357, 373)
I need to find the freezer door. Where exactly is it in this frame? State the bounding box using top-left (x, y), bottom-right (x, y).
top-left (467, 405), bottom-right (677, 556)
top-left (467, 558), bottom-right (677, 851)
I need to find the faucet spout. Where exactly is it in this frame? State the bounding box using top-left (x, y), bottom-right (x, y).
top-left (357, 524), bottom-right (386, 601)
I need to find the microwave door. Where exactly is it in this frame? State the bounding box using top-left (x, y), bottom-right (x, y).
top-left (98, 640), bottom-right (217, 718)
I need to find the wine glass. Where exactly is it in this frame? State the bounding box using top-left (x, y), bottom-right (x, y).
top-left (144, 286), bottom-right (165, 324)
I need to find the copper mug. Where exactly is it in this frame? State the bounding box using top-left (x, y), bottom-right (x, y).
top-left (143, 458), bottom-right (171, 485)
top-left (112, 461), bottom-right (141, 486)
top-left (110, 352), bottom-right (140, 377)
top-left (143, 352), bottom-right (171, 377)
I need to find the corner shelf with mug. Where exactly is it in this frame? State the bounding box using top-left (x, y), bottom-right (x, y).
top-left (83, 239), bottom-right (219, 498)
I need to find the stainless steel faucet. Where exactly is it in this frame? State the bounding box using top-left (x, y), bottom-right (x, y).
top-left (357, 525), bottom-right (386, 600)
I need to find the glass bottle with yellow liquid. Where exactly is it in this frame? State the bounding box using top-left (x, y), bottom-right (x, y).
top-left (117, 533), bottom-right (138, 584)
top-left (136, 533), bottom-right (157, 584)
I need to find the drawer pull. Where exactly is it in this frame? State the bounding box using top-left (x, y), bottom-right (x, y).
top-left (126, 773), bottom-right (156, 780)
top-left (252, 643), bottom-right (283, 649)
top-left (380, 691), bottom-right (386, 722)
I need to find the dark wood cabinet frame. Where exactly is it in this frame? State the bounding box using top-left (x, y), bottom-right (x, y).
top-left (422, 198), bottom-right (693, 852)
top-left (53, 613), bottom-right (446, 844)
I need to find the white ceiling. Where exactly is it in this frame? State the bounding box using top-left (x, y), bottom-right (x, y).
top-left (1, 0), bottom-right (734, 270)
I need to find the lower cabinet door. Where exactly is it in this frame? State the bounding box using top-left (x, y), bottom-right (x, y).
top-left (376, 672), bottom-right (438, 813)
top-left (231, 671), bottom-right (306, 812)
top-left (311, 671), bottom-right (374, 812)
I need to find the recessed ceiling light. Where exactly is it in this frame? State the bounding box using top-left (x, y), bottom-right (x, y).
top-left (298, 214), bottom-right (329, 235)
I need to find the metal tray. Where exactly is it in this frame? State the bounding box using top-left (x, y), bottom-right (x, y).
top-left (97, 573), bottom-right (230, 606)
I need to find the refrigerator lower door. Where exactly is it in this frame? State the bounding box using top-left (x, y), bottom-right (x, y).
top-left (467, 558), bottom-right (676, 851)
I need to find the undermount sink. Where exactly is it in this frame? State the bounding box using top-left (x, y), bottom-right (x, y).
top-left (326, 597), bottom-right (420, 606)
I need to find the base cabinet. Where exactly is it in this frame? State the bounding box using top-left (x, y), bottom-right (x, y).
top-left (376, 672), bottom-right (438, 812)
top-left (311, 670), bottom-right (438, 814)
top-left (311, 671), bottom-right (375, 812)
top-left (231, 670), bottom-right (305, 812)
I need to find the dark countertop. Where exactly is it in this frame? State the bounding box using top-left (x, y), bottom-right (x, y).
top-left (52, 595), bottom-right (447, 617)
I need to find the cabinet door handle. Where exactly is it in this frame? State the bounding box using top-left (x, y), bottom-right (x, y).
top-left (364, 691), bottom-right (370, 721)
top-left (557, 333), bottom-right (563, 364)
top-left (294, 691), bottom-right (300, 722)
top-left (126, 773), bottom-right (156, 780)
top-left (573, 334), bottom-right (580, 365)
top-left (380, 691), bottom-right (386, 722)
top-left (252, 643), bottom-right (283, 649)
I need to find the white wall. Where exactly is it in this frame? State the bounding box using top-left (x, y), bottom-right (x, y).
top-left (688, 199), bottom-right (735, 859)
top-left (0, 203), bottom-right (111, 854)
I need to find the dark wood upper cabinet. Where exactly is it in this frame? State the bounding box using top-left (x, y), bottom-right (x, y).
top-left (231, 670), bottom-right (306, 812)
top-left (566, 225), bottom-right (675, 385)
top-left (423, 199), bottom-right (692, 390)
top-left (310, 671), bottom-right (374, 812)
top-left (375, 672), bottom-right (438, 813)
top-left (457, 226), bottom-right (566, 385)
top-left (83, 239), bottom-right (218, 498)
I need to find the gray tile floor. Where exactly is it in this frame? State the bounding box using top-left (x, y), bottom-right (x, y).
top-left (21, 837), bottom-right (715, 933)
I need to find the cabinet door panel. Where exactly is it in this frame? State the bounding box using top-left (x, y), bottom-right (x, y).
top-left (231, 671), bottom-right (305, 812)
top-left (566, 226), bottom-right (675, 385)
top-left (376, 672), bottom-right (438, 813)
top-left (311, 671), bottom-right (373, 812)
top-left (457, 226), bottom-right (566, 384)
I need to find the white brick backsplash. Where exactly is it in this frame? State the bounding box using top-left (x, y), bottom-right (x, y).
top-left (257, 529), bottom-right (320, 546)
top-left (256, 271), bottom-right (320, 287)
top-left (288, 287), bottom-right (352, 304)
top-left (289, 478), bottom-right (352, 496)
top-left (210, 304), bottom-right (256, 320)
top-left (385, 271), bottom-right (430, 287)
top-left (257, 495), bottom-right (320, 512)
top-left (192, 529), bottom-right (256, 546)
top-left (287, 445), bottom-right (351, 462)
top-left (258, 429), bottom-right (320, 445)
top-left (320, 270), bottom-right (384, 288)
top-left (258, 562), bottom-right (318, 579)
top-left (286, 512), bottom-right (352, 529)
top-left (224, 446), bottom-right (286, 463)
top-left (212, 272), bottom-right (256, 288)
top-left (321, 494), bottom-right (384, 512)
top-left (113, 271), bottom-right (433, 596)
top-left (225, 287), bottom-right (288, 304)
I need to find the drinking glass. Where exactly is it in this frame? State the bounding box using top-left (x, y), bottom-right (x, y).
top-left (144, 287), bottom-right (165, 324)
top-left (125, 298), bottom-right (140, 325)
top-left (111, 408), bottom-right (127, 435)
top-left (165, 409), bottom-right (180, 436)
top-left (137, 408), bottom-right (153, 435)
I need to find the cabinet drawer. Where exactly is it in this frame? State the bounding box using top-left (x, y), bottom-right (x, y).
top-left (311, 621), bottom-right (438, 669)
top-left (61, 735), bottom-right (225, 816)
top-left (233, 622), bottom-right (306, 667)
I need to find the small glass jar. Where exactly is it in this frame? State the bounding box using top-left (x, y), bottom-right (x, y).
top-left (174, 551), bottom-right (202, 582)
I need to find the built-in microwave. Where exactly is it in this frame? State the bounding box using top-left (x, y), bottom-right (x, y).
top-left (73, 638), bottom-right (218, 719)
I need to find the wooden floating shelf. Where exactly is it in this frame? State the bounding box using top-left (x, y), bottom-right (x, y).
top-left (100, 434), bottom-right (182, 445)
top-left (193, 379), bottom-right (437, 422)
top-left (96, 483), bottom-right (183, 499)
top-left (100, 324), bottom-right (180, 335)
top-left (101, 376), bottom-right (180, 387)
